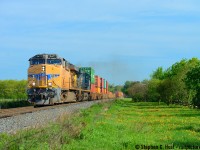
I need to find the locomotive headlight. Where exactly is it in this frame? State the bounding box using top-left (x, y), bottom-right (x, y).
top-left (42, 66), bottom-right (45, 72)
top-left (32, 82), bottom-right (36, 86)
top-left (48, 82), bottom-right (52, 87)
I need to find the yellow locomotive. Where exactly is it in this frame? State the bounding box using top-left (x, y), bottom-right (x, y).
top-left (27, 54), bottom-right (115, 105)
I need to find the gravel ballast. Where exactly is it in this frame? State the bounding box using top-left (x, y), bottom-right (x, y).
top-left (0, 99), bottom-right (114, 134)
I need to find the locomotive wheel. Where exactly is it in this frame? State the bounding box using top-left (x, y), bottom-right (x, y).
top-left (79, 94), bottom-right (84, 101)
top-left (88, 96), bottom-right (92, 101)
top-left (61, 92), bottom-right (68, 102)
top-left (76, 93), bottom-right (84, 102)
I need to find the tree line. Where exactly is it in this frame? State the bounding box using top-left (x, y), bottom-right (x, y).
top-left (122, 58), bottom-right (200, 108)
top-left (0, 80), bottom-right (27, 100)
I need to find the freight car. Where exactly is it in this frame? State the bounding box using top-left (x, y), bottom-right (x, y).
top-left (115, 91), bottom-right (124, 98)
top-left (27, 54), bottom-right (115, 105)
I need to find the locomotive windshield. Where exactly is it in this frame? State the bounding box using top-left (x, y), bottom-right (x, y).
top-left (30, 59), bottom-right (45, 65)
top-left (30, 59), bottom-right (62, 65)
top-left (47, 59), bottom-right (62, 65)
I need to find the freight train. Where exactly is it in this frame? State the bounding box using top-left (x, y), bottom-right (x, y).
top-left (27, 54), bottom-right (116, 105)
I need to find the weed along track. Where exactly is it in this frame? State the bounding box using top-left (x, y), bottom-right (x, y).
top-left (0, 99), bottom-right (114, 133)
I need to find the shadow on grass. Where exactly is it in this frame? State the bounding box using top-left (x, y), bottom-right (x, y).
top-left (176, 125), bottom-right (200, 133)
top-left (0, 100), bottom-right (32, 109)
top-left (115, 100), bottom-right (196, 111)
top-left (115, 102), bottom-right (182, 110)
top-left (114, 100), bottom-right (137, 107)
top-left (136, 106), bottom-right (182, 109)
top-left (114, 100), bottom-right (165, 108)
top-left (156, 109), bottom-right (200, 117)
top-left (175, 113), bottom-right (200, 117)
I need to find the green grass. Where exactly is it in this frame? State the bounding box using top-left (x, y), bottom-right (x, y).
top-left (1, 99), bottom-right (200, 149)
top-left (0, 99), bottom-right (32, 109)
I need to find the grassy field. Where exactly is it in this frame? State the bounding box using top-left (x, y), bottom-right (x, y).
top-left (0, 98), bottom-right (200, 149)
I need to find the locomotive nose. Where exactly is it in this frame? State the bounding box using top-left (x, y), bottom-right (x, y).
top-left (40, 93), bottom-right (48, 100)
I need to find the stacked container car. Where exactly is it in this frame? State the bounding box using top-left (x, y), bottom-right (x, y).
top-left (101, 79), bottom-right (107, 99)
top-left (104, 79), bottom-right (107, 93)
top-left (101, 78), bottom-right (103, 95)
top-left (79, 67), bottom-right (94, 89)
top-left (95, 75), bottom-right (101, 94)
top-left (79, 67), bottom-right (95, 100)
top-left (94, 75), bottom-right (101, 99)
top-left (106, 81), bottom-right (109, 94)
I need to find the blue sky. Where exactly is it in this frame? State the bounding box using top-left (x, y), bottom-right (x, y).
top-left (0, 0), bottom-right (200, 85)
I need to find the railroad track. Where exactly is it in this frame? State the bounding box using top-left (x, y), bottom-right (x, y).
top-left (0, 102), bottom-right (79, 119)
top-left (0, 99), bottom-right (112, 119)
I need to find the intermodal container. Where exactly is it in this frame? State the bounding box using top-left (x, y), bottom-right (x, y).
top-left (100, 78), bottom-right (104, 88)
top-left (79, 67), bottom-right (95, 84)
top-left (95, 75), bottom-right (101, 87)
top-left (100, 87), bottom-right (104, 94)
top-left (96, 87), bottom-right (101, 93)
top-left (104, 79), bottom-right (106, 89)
top-left (91, 84), bottom-right (96, 93)
top-left (106, 81), bottom-right (108, 93)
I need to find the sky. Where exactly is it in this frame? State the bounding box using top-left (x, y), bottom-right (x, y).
top-left (0, 0), bottom-right (200, 85)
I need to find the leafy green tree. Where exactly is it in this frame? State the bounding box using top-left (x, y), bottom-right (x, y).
top-left (0, 81), bottom-right (6, 98)
top-left (108, 84), bottom-right (123, 93)
top-left (185, 63), bottom-right (200, 107)
top-left (146, 79), bottom-right (161, 102)
top-left (157, 79), bottom-right (174, 105)
top-left (151, 67), bottom-right (165, 80)
top-left (108, 84), bottom-right (115, 93)
top-left (122, 81), bottom-right (140, 97)
top-left (114, 85), bottom-right (123, 92)
top-left (185, 63), bottom-right (200, 90)
top-left (127, 82), bottom-right (147, 102)
top-left (0, 80), bottom-right (27, 100)
top-left (155, 58), bottom-right (199, 105)
top-left (122, 81), bottom-right (134, 96)
top-left (16, 80), bottom-right (27, 99)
